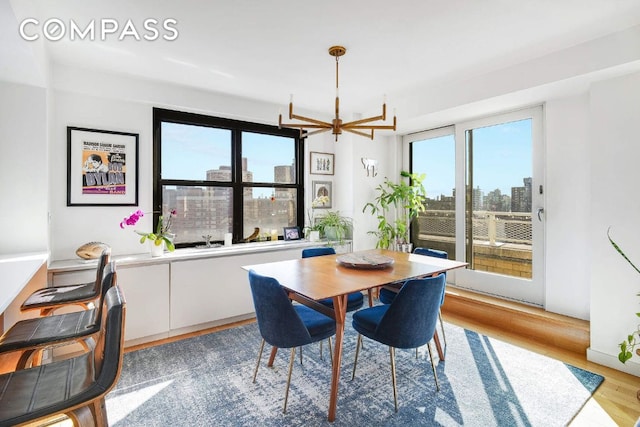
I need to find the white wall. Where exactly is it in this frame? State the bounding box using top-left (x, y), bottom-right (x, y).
top-left (587, 71), bottom-right (640, 374)
top-left (49, 64), bottom-right (346, 260)
top-left (0, 81), bottom-right (48, 255)
top-left (544, 95), bottom-right (591, 319)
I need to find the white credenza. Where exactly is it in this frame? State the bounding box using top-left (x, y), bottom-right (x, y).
top-left (48, 240), bottom-right (338, 346)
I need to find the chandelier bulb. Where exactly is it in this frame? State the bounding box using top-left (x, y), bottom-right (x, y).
top-left (289, 94), bottom-right (293, 103)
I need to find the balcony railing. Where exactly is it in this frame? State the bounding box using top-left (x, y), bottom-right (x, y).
top-left (418, 210), bottom-right (532, 246)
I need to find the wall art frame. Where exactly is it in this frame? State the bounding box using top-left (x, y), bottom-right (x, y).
top-left (67, 126), bottom-right (139, 206)
top-left (283, 226), bottom-right (302, 241)
top-left (311, 180), bottom-right (332, 209)
top-left (310, 151), bottom-right (334, 175)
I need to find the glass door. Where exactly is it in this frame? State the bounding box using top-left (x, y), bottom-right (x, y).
top-left (454, 107), bottom-right (544, 305)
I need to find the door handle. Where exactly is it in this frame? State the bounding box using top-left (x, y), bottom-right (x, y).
top-left (536, 207), bottom-right (544, 222)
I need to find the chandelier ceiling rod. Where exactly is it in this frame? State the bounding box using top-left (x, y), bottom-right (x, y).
top-left (278, 45), bottom-right (397, 141)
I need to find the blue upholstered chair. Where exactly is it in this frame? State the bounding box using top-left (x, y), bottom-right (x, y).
top-left (379, 247), bottom-right (449, 355)
top-left (301, 247), bottom-right (364, 312)
top-left (351, 274), bottom-right (445, 412)
top-left (248, 269), bottom-right (336, 413)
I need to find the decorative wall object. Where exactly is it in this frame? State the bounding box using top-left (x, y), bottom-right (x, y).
top-left (311, 181), bottom-right (332, 208)
top-left (310, 151), bottom-right (334, 175)
top-left (67, 127), bottom-right (139, 206)
top-left (361, 157), bottom-right (378, 177)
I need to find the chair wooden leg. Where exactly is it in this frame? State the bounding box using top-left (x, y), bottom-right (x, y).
top-left (427, 342), bottom-right (440, 391)
top-left (67, 405), bottom-right (96, 427)
top-left (16, 349), bottom-right (36, 369)
top-left (283, 347), bottom-right (296, 414)
top-left (253, 339), bottom-right (265, 383)
top-left (328, 337), bottom-right (333, 367)
top-left (299, 346), bottom-right (303, 364)
top-left (389, 346), bottom-right (398, 412)
top-left (351, 334), bottom-right (362, 380)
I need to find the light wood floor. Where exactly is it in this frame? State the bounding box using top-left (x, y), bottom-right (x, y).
top-left (10, 307), bottom-right (640, 427)
top-left (444, 312), bottom-right (640, 427)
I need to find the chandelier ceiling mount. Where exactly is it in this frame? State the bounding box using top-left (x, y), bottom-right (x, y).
top-left (278, 45), bottom-right (397, 141)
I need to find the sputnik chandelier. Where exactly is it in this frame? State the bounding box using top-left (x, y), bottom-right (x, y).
top-left (278, 45), bottom-right (397, 141)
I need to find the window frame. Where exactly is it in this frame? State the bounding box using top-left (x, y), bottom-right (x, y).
top-left (152, 108), bottom-right (305, 248)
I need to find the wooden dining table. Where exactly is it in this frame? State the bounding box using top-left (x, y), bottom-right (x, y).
top-left (242, 248), bottom-right (468, 422)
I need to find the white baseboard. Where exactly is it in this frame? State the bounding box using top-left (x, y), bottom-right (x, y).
top-left (587, 346), bottom-right (640, 376)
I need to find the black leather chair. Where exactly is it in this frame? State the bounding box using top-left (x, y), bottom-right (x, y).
top-left (20, 247), bottom-right (111, 316)
top-left (0, 284), bottom-right (126, 427)
top-left (0, 261), bottom-right (117, 370)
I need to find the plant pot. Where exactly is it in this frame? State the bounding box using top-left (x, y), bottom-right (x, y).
top-left (324, 226), bottom-right (340, 241)
top-left (308, 230), bottom-right (320, 242)
top-left (150, 240), bottom-right (164, 257)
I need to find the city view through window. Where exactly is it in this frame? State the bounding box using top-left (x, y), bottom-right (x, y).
top-left (412, 119), bottom-right (533, 278)
top-left (155, 110), bottom-right (302, 247)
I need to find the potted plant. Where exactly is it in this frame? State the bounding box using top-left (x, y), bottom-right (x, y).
top-left (607, 228), bottom-right (640, 364)
top-left (315, 210), bottom-right (352, 245)
top-left (120, 209), bottom-right (177, 254)
top-left (363, 170), bottom-right (427, 251)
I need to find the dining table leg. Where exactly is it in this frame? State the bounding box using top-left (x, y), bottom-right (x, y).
top-left (433, 330), bottom-right (445, 361)
top-left (267, 346), bottom-right (278, 367)
top-left (328, 294), bottom-right (347, 422)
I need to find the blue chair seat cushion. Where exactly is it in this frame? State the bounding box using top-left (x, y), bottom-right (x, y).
top-left (352, 305), bottom-right (389, 339)
top-left (378, 287), bottom-right (397, 305)
top-left (294, 305), bottom-right (336, 341)
top-left (319, 292), bottom-right (364, 312)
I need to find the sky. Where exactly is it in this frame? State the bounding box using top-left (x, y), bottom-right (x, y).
top-left (412, 118), bottom-right (532, 198)
top-left (162, 118), bottom-right (533, 200)
top-left (161, 122), bottom-right (294, 197)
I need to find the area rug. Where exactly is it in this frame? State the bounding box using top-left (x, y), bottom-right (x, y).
top-left (105, 314), bottom-right (603, 426)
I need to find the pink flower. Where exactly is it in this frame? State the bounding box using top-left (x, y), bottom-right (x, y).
top-left (120, 210), bottom-right (144, 229)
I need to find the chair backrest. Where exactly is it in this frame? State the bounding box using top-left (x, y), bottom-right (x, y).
top-left (93, 284), bottom-right (126, 392)
top-left (302, 247), bottom-right (336, 258)
top-left (248, 270), bottom-right (314, 348)
top-left (413, 247), bottom-right (447, 259)
top-left (374, 274), bottom-right (445, 349)
top-left (92, 260), bottom-right (117, 325)
top-left (90, 247), bottom-right (112, 294)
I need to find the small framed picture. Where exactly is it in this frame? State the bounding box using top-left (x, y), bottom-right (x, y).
top-left (67, 126), bottom-right (139, 206)
top-left (310, 151), bottom-right (334, 175)
top-left (283, 226), bottom-right (302, 241)
top-left (312, 181), bottom-right (332, 209)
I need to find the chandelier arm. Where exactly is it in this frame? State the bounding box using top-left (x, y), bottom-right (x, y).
top-left (346, 124), bottom-right (397, 130)
top-left (342, 115), bottom-right (385, 127)
top-left (280, 123), bottom-right (332, 129)
top-left (344, 115), bottom-right (397, 130)
top-left (305, 128), bottom-right (333, 137)
top-left (289, 113), bottom-right (333, 128)
top-left (343, 128), bottom-right (375, 139)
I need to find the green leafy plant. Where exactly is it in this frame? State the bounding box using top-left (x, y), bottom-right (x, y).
top-left (314, 210), bottom-right (352, 244)
top-left (607, 227), bottom-right (640, 363)
top-left (363, 170), bottom-right (427, 249)
top-left (120, 209), bottom-right (176, 252)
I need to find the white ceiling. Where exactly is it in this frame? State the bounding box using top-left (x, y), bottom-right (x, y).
top-left (4, 0), bottom-right (640, 130)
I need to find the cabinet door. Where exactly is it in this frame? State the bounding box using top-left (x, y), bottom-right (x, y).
top-left (117, 264), bottom-right (170, 341)
top-left (170, 249), bottom-right (301, 330)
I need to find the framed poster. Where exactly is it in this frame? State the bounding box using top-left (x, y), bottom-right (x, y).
top-left (67, 127), bottom-right (139, 206)
top-left (312, 180), bottom-right (332, 209)
top-left (310, 151), bottom-right (334, 175)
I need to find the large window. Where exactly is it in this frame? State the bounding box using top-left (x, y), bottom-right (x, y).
top-left (153, 108), bottom-right (304, 247)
